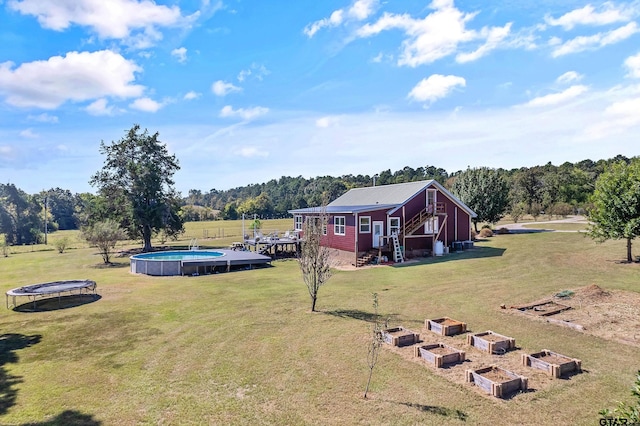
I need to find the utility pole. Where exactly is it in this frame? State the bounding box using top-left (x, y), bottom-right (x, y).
top-left (43, 192), bottom-right (48, 245)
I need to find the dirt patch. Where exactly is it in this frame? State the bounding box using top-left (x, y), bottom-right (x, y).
top-left (508, 285), bottom-right (640, 348)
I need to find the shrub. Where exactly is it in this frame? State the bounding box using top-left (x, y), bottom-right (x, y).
top-left (496, 227), bottom-right (510, 235)
top-left (54, 236), bottom-right (70, 254)
top-left (481, 224), bottom-right (492, 230)
top-left (470, 229), bottom-right (477, 240)
top-left (1, 241), bottom-right (9, 257)
top-left (479, 228), bottom-right (493, 237)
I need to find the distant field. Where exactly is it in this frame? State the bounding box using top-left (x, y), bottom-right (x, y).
top-left (1, 227), bottom-right (639, 424)
top-left (522, 223), bottom-right (588, 231)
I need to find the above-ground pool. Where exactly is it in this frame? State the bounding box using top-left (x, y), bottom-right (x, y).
top-left (130, 249), bottom-right (271, 276)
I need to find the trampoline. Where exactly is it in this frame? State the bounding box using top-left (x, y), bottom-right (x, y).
top-left (6, 279), bottom-right (97, 310)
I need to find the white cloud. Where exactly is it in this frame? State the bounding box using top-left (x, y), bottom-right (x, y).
top-left (348, 0), bottom-right (377, 20)
top-left (545, 3), bottom-right (635, 30)
top-left (28, 113), bottom-right (58, 123)
top-left (183, 91), bottom-right (200, 100)
top-left (237, 63), bottom-right (270, 82)
top-left (625, 52), bottom-right (640, 78)
top-left (356, 1), bottom-right (511, 67)
top-left (86, 98), bottom-right (114, 116)
top-left (0, 50), bottom-right (144, 109)
top-left (219, 105), bottom-right (269, 120)
top-left (408, 74), bottom-right (466, 103)
top-left (456, 23), bottom-right (512, 63)
top-left (237, 147), bottom-right (269, 158)
top-left (316, 116), bottom-right (341, 128)
top-left (212, 80), bottom-right (241, 96)
top-left (130, 97), bottom-right (163, 112)
top-left (304, 10), bottom-right (344, 37)
top-left (19, 128), bottom-right (38, 138)
top-left (303, 0), bottom-right (377, 37)
top-left (523, 85), bottom-right (588, 107)
top-left (585, 93), bottom-right (640, 139)
top-left (551, 22), bottom-right (639, 57)
top-left (556, 71), bottom-right (583, 84)
top-left (8, 0), bottom-right (190, 48)
top-left (171, 47), bottom-right (187, 63)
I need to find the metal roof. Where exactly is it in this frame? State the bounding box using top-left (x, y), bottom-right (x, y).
top-left (328, 180), bottom-right (434, 206)
top-left (288, 204), bottom-right (397, 215)
top-left (288, 179), bottom-right (477, 218)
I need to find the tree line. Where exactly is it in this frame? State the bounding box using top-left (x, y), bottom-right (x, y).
top-left (1, 154), bottom-right (634, 246)
top-left (184, 156), bottom-right (632, 221)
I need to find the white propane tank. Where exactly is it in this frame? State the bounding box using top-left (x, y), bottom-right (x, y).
top-left (434, 240), bottom-right (444, 256)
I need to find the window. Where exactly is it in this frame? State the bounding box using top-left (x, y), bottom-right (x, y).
top-left (389, 217), bottom-right (400, 236)
top-left (294, 215), bottom-right (303, 231)
top-left (307, 216), bottom-right (327, 235)
top-left (359, 216), bottom-right (371, 233)
top-left (425, 217), bottom-right (439, 234)
top-left (427, 189), bottom-right (436, 213)
top-left (334, 216), bottom-right (346, 235)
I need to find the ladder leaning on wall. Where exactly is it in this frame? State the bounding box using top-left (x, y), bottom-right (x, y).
top-left (391, 233), bottom-right (404, 263)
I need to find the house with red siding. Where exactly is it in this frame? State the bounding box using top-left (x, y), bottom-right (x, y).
top-left (288, 180), bottom-right (476, 267)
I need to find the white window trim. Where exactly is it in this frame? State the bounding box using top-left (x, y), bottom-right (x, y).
top-left (388, 217), bottom-right (400, 236)
top-left (359, 216), bottom-right (371, 233)
top-left (294, 215), bottom-right (303, 231)
top-left (425, 216), bottom-right (439, 234)
top-left (334, 216), bottom-right (346, 236)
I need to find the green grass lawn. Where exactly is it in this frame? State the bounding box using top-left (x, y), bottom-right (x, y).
top-left (1, 225), bottom-right (639, 425)
top-left (521, 223), bottom-right (588, 231)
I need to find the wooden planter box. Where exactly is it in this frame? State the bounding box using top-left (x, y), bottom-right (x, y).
top-left (381, 327), bottom-right (419, 347)
top-left (415, 343), bottom-right (465, 368)
top-left (467, 331), bottom-right (515, 354)
top-left (425, 317), bottom-right (467, 336)
top-left (466, 366), bottom-right (528, 398)
top-left (521, 350), bottom-right (582, 378)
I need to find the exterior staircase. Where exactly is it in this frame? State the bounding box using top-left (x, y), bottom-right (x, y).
top-left (400, 202), bottom-right (445, 236)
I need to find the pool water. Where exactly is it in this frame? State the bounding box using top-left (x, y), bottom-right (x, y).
top-left (132, 251), bottom-right (225, 261)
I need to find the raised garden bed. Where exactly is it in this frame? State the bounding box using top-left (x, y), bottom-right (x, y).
top-left (521, 350), bottom-right (582, 378)
top-left (425, 317), bottom-right (467, 336)
top-left (467, 331), bottom-right (515, 354)
top-left (512, 300), bottom-right (571, 316)
top-left (466, 366), bottom-right (528, 398)
top-left (415, 343), bottom-right (465, 368)
top-left (381, 327), bottom-right (419, 347)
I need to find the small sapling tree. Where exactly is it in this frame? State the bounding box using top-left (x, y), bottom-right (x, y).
top-left (298, 210), bottom-right (332, 312)
top-left (82, 219), bottom-right (126, 264)
top-left (364, 292), bottom-right (385, 399)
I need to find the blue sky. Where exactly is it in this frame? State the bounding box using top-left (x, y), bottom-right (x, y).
top-left (1, 0), bottom-right (639, 195)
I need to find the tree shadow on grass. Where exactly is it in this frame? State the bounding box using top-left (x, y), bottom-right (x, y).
top-left (91, 262), bottom-right (129, 269)
top-left (323, 309), bottom-right (399, 323)
top-left (0, 334), bottom-right (41, 416)
top-left (20, 410), bottom-right (101, 425)
top-left (13, 295), bottom-right (101, 313)
top-left (392, 401), bottom-right (468, 421)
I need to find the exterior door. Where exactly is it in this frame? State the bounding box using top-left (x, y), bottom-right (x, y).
top-left (372, 221), bottom-right (384, 248)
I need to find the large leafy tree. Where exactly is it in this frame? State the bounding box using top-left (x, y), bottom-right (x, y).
top-left (451, 167), bottom-right (509, 232)
top-left (0, 184), bottom-right (43, 245)
top-left (90, 125), bottom-right (184, 252)
top-left (588, 160), bottom-right (640, 262)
